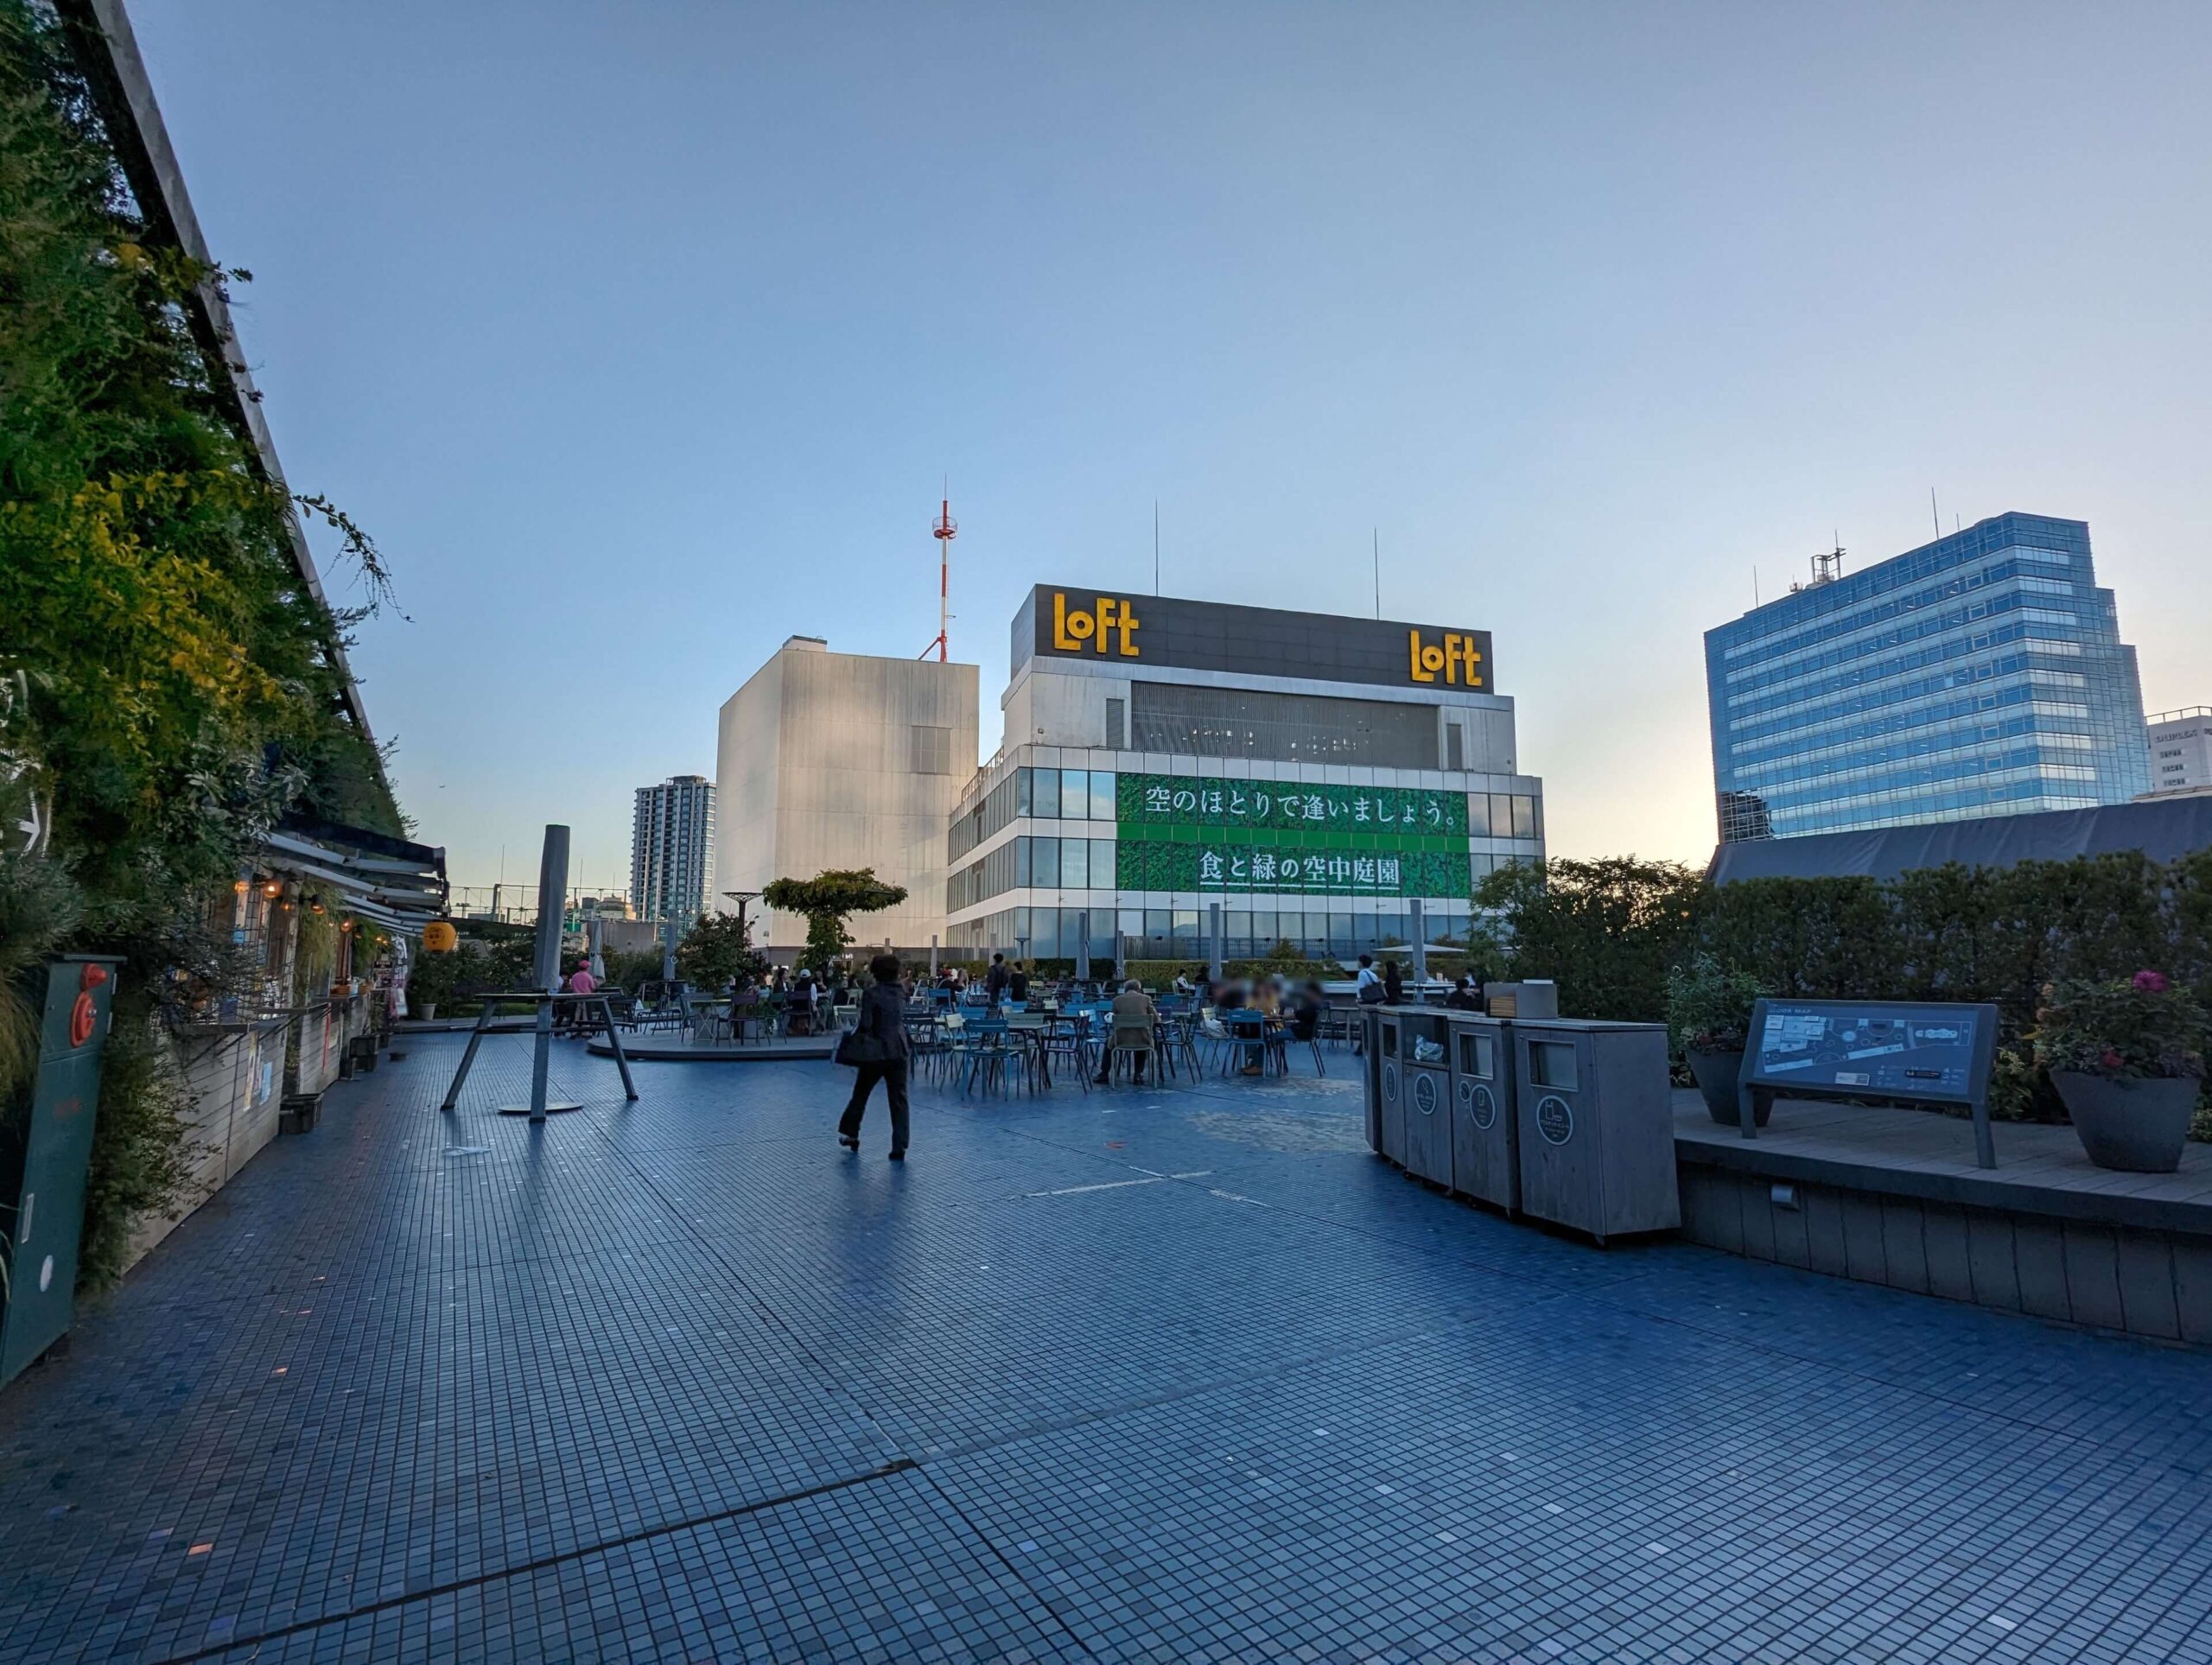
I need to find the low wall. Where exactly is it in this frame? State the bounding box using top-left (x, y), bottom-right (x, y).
top-left (1677, 1153), bottom-right (2212, 1347)
top-left (120, 1017), bottom-right (291, 1273)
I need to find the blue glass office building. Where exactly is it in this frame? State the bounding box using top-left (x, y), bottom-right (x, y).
top-left (1706, 513), bottom-right (2150, 841)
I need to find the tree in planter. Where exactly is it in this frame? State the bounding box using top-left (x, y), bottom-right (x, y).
top-left (761, 869), bottom-right (907, 974)
top-left (2033, 970), bottom-right (2209, 1172)
top-left (676, 911), bottom-right (767, 991)
top-left (1666, 954), bottom-right (1767, 1124)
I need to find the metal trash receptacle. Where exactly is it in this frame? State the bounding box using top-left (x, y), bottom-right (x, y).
top-left (1512, 1019), bottom-right (1678, 1242)
top-left (1375, 1008), bottom-right (1408, 1164)
top-left (1397, 1011), bottom-right (1452, 1185)
top-left (0, 956), bottom-right (123, 1386)
top-left (1446, 1013), bottom-right (1517, 1215)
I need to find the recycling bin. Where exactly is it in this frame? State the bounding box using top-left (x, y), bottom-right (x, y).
top-left (1375, 1008), bottom-right (1407, 1164)
top-left (1397, 1011), bottom-right (1452, 1185)
top-left (0, 956), bottom-right (122, 1385)
top-left (1361, 1007), bottom-right (1384, 1153)
top-left (1447, 1013), bottom-right (1518, 1216)
top-left (1512, 1019), bottom-right (1678, 1243)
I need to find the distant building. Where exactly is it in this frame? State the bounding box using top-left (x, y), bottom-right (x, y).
top-left (1706, 513), bottom-right (2150, 842)
top-left (630, 775), bottom-right (715, 926)
top-left (943, 585), bottom-right (1539, 963)
top-left (715, 637), bottom-right (979, 957)
top-left (2144, 708), bottom-right (2212, 798)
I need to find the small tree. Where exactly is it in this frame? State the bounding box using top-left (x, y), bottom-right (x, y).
top-left (762, 868), bottom-right (908, 973)
top-left (676, 910), bottom-right (767, 990)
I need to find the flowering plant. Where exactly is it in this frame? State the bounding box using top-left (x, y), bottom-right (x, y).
top-left (2033, 971), bottom-right (2209, 1082)
top-left (1666, 954), bottom-right (1765, 1055)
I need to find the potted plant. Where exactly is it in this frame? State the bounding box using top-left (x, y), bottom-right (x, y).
top-left (1667, 954), bottom-right (1767, 1125)
top-left (2034, 970), bottom-right (2208, 1172)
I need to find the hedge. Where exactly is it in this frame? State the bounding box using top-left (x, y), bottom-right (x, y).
top-left (1478, 851), bottom-right (2212, 1132)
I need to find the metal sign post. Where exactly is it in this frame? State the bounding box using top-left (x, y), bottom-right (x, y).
top-left (516, 825), bottom-right (580, 1121)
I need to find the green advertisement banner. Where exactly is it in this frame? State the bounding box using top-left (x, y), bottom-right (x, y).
top-left (1116, 837), bottom-right (1472, 899)
top-left (1115, 772), bottom-right (1468, 837)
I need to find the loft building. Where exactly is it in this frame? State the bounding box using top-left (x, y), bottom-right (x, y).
top-left (1705, 513), bottom-right (2150, 842)
top-left (715, 636), bottom-right (979, 958)
top-left (630, 774), bottom-right (715, 926)
top-left (2144, 708), bottom-right (2212, 798)
top-left (944, 585), bottom-right (1543, 963)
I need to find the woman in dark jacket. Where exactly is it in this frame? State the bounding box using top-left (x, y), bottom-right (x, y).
top-left (838, 953), bottom-right (913, 1160)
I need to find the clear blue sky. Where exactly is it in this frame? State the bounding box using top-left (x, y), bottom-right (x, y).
top-left (132, 0), bottom-right (2212, 893)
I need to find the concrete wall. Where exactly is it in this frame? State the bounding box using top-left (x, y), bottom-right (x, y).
top-left (716, 642), bottom-right (978, 954)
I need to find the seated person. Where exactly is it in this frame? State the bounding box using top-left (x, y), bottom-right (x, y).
top-left (1290, 981), bottom-right (1325, 1041)
top-left (1446, 974), bottom-right (1484, 1012)
top-left (1096, 979), bottom-right (1157, 1084)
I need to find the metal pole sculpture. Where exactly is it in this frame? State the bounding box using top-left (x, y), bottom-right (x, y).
top-left (515, 825), bottom-right (580, 1121)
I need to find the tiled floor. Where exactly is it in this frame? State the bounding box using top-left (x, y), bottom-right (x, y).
top-left (3, 1034), bottom-right (2209, 1662)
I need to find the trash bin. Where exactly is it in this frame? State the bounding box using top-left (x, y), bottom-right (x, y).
top-left (1398, 1011), bottom-right (1452, 1185)
top-left (1446, 1013), bottom-right (1518, 1215)
top-left (1361, 1007), bottom-right (1384, 1153)
top-left (1512, 1019), bottom-right (1678, 1243)
top-left (0, 955), bottom-right (123, 1386)
top-left (1375, 1008), bottom-right (1408, 1165)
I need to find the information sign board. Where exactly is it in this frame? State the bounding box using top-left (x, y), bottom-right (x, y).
top-left (1738, 999), bottom-right (2002, 1168)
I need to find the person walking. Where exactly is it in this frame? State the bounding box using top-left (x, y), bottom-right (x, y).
top-left (1355, 953), bottom-right (1384, 1005)
top-left (984, 952), bottom-right (1010, 1009)
top-left (837, 953), bottom-right (912, 1160)
top-left (1007, 960), bottom-right (1030, 1005)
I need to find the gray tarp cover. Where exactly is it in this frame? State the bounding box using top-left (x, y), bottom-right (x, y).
top-left (1709, 797), bottom-right (2212, 885)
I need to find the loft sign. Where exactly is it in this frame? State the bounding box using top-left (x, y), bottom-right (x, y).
top-left (1408, 628), bottom-right (1484, 687)
top-left (1052, 592), bottom-right (1141, 657)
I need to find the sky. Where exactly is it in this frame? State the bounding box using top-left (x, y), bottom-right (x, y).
top-left (130, 0), bottom-right (2212, 896)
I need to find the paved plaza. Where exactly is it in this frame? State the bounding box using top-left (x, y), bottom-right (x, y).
top-left (3, 1034), bottom-right (2210, 1663)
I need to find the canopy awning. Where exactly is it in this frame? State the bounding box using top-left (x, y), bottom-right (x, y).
top-left (259, 815), bottom-right (448, 934)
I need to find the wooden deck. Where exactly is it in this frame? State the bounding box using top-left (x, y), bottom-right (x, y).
top-left (1673, 1089), bottom-right (2212, 1236)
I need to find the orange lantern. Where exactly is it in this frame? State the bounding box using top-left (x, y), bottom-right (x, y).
top-left (422, 919), bottom-right (460, 953)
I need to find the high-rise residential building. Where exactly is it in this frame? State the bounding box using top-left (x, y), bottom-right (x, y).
top-left (1705, 512), bottom-right (2150, 842)
top-left (630, 775), bottom-right (715, 925)
top-left (2145, 708), bottom-right (2212, 797)
top-left (943, 585), bottom-right (1540, 963)
top-left (715, 638), bottom-right (980, 956)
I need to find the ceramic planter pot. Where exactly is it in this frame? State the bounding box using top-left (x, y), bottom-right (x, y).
top-left (2054, 1071), bottom-right (2201, 1172)
top-left (1688, 1046), bottom-right (1764, 1126)
top-left (415, 1000), bottom-right (437, 1020)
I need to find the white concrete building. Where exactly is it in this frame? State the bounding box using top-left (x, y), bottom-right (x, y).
top-left (2144, 708), bottom-right (2212, 797)
top-left (630, 774), bottom-right (715, 927)
top-left (944, 586), bottom-right (1542, 963)
top-left (715, 637), bottom-right (979, 957)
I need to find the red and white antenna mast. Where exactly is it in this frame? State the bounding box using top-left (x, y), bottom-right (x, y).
top-left (922, 493), bottom-right (957, 661)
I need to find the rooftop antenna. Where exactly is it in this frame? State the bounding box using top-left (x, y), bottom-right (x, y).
top-left (921, 486), bottom-right (956, 661)
top-left (1372, 527), bottom-right (1381, 619)
top-left (1930, 487), bottom-right (1941, 538)
top-left (1812, 534), bottom-right (1846, 587)
top-left (1153, 500), bottom-right (1160, 596)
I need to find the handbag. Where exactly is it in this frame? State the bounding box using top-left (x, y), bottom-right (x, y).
top-left (835, 1025), bottom-right (892, 1066)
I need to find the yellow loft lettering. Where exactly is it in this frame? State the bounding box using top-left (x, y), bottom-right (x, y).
top-left (1053, 592), bottom-right (1141, 657)
top-left (1408, 628), bottom-right (1484, 687)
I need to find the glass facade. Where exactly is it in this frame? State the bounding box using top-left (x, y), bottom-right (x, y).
top-left (1706, 513), bottom-right (2150, 841)
top-left (944, 763), bottom-right (1541, 960)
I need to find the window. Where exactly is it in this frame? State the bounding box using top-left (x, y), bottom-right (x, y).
top-left (1104, 696), bottom-right (1125, 748)
top-left (1062, 769), bottom-right (1090, 819)
top-left (1091, 838), bottom-right (1114, 885)
top-left (1446, 721), bottom-right (1465, 771)
top-left (1130, 681), bottom-right (1440, 768)
top-left (1032, 836), bottom-right (1059, 887)
top-left (1090, 772), bottom-right (1116, 820)
top-left (1061, 838), bottom-right (1089, 888)
top-left (910, 724), bottom-right (952, 775)
top-left (1033, 769), bottom-right (1061, 818)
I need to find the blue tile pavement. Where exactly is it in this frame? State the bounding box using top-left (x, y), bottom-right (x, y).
top-left (0, 1032), bottom-right (2205, 1662)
